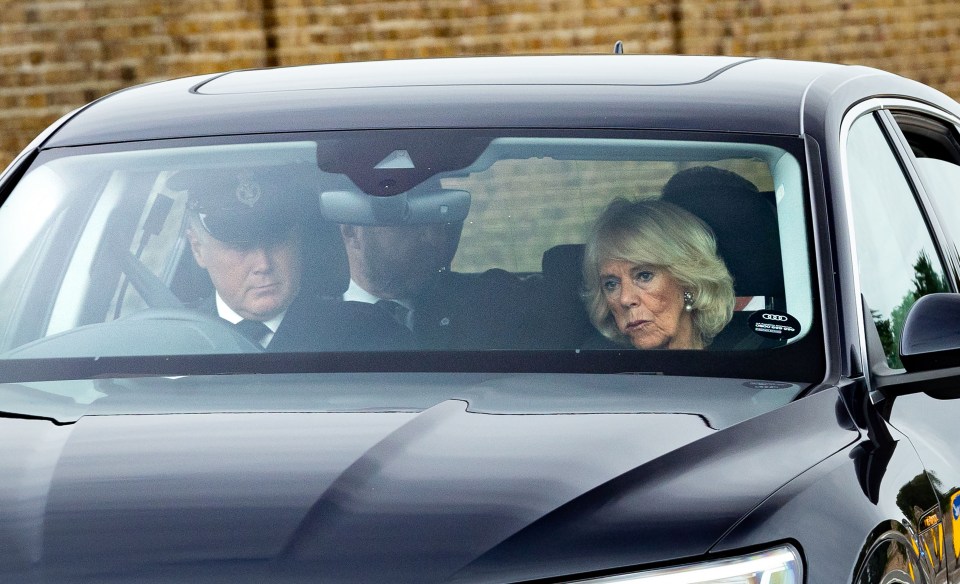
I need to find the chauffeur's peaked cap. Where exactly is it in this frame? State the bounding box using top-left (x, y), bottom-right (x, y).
top-left (172, 164), bottom-right (318, 245)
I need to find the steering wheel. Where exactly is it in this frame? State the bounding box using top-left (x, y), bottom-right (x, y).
top-left (3, 308), bottom-right (263, 359)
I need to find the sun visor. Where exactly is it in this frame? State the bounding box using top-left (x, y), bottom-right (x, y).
top-left (319, 189), bottom-right (470, 225)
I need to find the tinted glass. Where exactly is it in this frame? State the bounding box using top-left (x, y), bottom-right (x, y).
top-left (846, 114), bottom-right (950, 368)
top-left (891, 111), bottom-right (960, 275)
top-left (0, 131), bottom-right (818, 380)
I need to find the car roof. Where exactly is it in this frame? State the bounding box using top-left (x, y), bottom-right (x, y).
top-left (41, 55), bottom-right (949, 148)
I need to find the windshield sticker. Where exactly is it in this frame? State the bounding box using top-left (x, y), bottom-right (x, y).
top-left (747, 310), bottom-right (801, 341)
top-left (743, 381), bottom-right (796, 390)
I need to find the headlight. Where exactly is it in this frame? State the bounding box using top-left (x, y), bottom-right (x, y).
top-left (568, 545), bottom-right (802, 583)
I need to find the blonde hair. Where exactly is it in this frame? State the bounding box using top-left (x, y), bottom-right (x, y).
top-left (582, 198), bottom-right (734, 347)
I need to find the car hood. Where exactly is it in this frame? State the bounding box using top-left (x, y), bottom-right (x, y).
top-left (0, 373), bottom-right (856, 583)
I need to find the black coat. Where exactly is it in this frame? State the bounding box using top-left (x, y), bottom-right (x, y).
top-left (409, 268), bottom-right (544, 350)
top-left (309, 268), bottom-right (551, 351)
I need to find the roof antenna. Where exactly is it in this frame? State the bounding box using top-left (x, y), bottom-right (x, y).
top-left (613, 41), bottom-right (624, 55)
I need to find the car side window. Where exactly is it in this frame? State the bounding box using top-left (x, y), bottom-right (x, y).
top-left (891, 111), bottom-right (960, 273)
top-left (845, 112), bottom-right (950, 368)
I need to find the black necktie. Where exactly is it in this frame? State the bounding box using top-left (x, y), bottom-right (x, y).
top-left (376, 299), bottom-right (411, 328)
top-left (234, 319), bottom-right (271, 346)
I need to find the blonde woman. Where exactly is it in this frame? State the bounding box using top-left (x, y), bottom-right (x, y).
top-left (582, 198), bottom-right (734, 350)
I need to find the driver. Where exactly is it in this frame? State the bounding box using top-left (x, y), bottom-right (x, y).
top-left (178, 165), bottom-right (316, 351)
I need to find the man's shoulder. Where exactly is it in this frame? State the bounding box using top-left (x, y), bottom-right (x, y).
top-left (290, 294), bottom-right (382, 318)
top-left (273, 294), bottom-right (413, 352)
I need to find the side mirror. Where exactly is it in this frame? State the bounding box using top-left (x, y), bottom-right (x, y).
top-left (900, 293), bottom-right (960, 371)
top-left (872, 293), bottom-right (960, 399)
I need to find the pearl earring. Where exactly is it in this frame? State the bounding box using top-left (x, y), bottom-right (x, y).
top-left (683, 291), bottom-right (694, 312)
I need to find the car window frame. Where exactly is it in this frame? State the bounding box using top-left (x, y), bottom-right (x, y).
top-left (884, 105), bottom-right (960, 287)
top-left (839, 99), bottom-right (960, 399)
top-left (879, 105), bottom-right (960, 280)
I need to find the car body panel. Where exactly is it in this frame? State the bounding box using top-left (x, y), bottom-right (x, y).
top-left (41, 57), bottom-right (960, 153)
top-left (195, 55), bottom-right (755, 92)
top-left (40, 56), bottom-right (837, 147)
top-left (0, 378), bottom-right (855, 583)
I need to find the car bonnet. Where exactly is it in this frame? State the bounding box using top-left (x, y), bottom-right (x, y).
top-left (0, 373), bottom-right (857, 582)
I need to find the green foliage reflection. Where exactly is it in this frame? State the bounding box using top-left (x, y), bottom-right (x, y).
top-left (873, 251), bottom-right (949, 368)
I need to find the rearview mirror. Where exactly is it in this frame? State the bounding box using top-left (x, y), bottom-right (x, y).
top-left (318, 189), bottom-right (470, 225)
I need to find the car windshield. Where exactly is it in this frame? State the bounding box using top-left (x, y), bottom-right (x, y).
top-left (0, 130), bottom-right (821, 382)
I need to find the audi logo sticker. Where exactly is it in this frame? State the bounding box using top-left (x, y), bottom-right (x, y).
top-left (747, 310), bottom-right (802, 341)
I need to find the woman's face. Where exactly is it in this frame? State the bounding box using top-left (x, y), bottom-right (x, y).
top-left (598, 259), bottom-right (699, 350)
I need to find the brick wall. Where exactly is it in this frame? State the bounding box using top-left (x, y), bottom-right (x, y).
top-left (2, 0), bottom-right (960, 166)
top-left (680, 0), bottom-right (960, 95)
top-left (0, 0), bottom-right (270, 166)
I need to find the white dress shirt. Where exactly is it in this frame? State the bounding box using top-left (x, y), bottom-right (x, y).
top-left (342, 279), bottom-right (413, 328)
top-left (215, 293), bottom-right (285, 348)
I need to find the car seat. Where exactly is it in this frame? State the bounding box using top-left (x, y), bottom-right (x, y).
top-left (661, 166), bottom-right (786, 349)
top-left (660, 166), bottom-right (785, 307)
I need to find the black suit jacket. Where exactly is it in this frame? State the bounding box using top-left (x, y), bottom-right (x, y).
top-left (297, 268), bottom-right (546, 352)
top-left (193, 293), bottom-right (414, 352)
top-left (409, 268), bottom-right (547, 350)
top-left (277, 297), bottom-right (414, 352)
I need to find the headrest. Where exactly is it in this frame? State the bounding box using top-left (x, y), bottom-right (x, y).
top-left (661, 166), bottom-right (784, 298)
top-left (542, 243), bottom-right (585, 287)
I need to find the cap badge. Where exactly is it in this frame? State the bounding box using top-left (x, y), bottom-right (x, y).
top-left (235, 177), bottom-right (262, 208)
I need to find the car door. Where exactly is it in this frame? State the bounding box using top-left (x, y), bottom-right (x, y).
top-left (885, 105), bottom-right (960, 584)
top-left (844, 101), bottom-right (960, 584)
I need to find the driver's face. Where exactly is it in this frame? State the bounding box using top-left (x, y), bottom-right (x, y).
top-left (188, 226), bottom-right (302, 321)
top-left (342, 223), bottom-right (462, 299)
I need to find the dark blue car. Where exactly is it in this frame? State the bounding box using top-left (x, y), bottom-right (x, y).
top-left (1, 55), bottom-right (959, 583)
